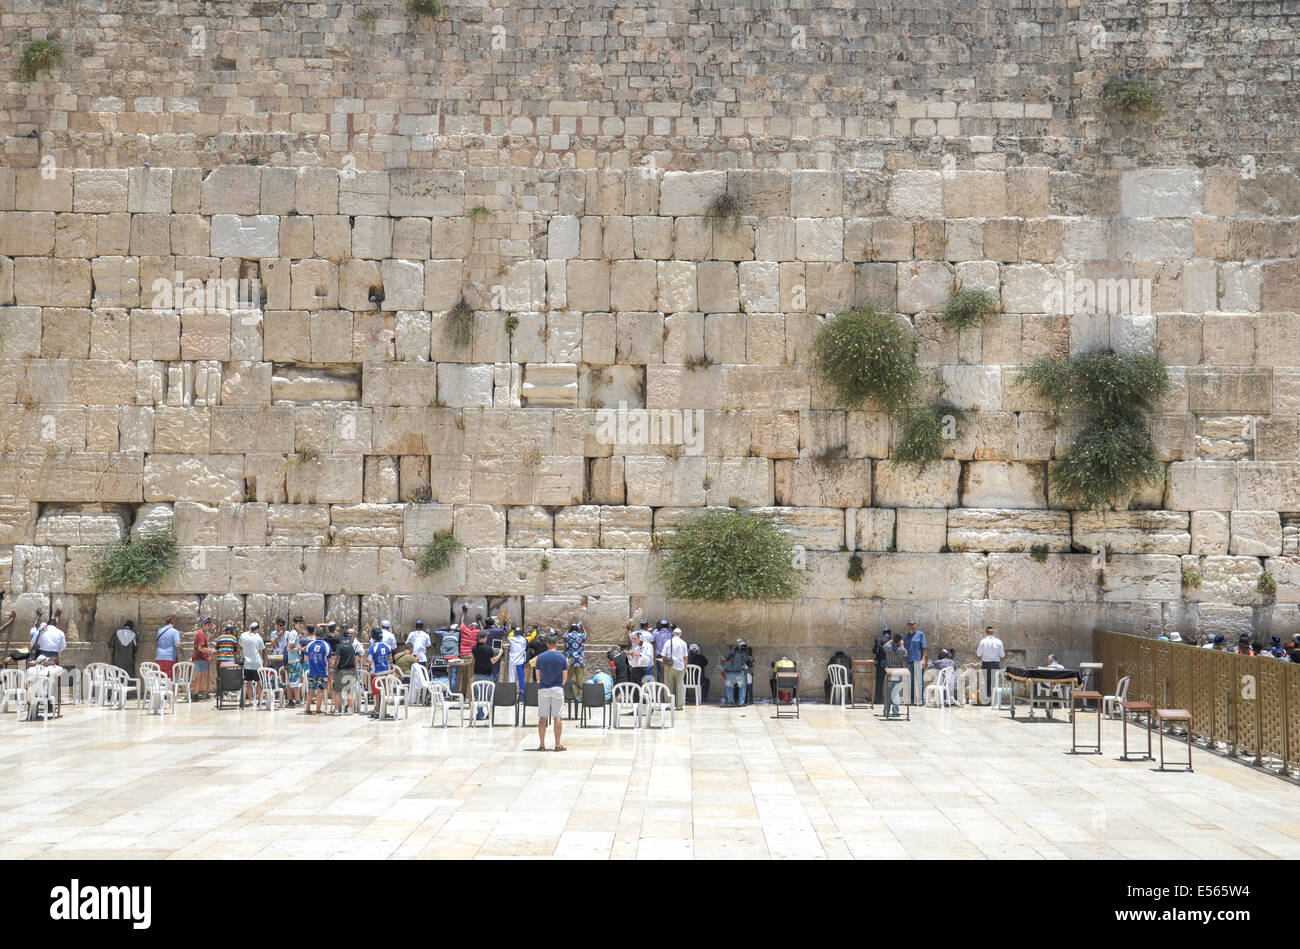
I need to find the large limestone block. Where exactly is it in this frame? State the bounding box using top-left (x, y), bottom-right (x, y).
top-left (464, 549), bottom-right (544, 596)
top-left (174, 500), bottom-right (219, 546)
top-left (942, 366), bottom-right (1001, 411)
top-left (285, 455), bottom-right (363, 505)
top-left (873, 459), bottom-right (959, 508)
top-left (896, 508), bottom-right (947, 553)
top-left (201, 166), bottom-right (262, 214)
top-left (897, 260), bottom-right (952, 313)
top-left (299, 547), bottom-right (379, 594)
top-left (544, 549), bottom-right (626, 597)
top-left (555, 506), bottom-right (600, 548)
top-left (947, 509), bottom-right (1071, 553)
top-left (599, 506), bottom-right (653, 549)
top-left (209, 214), bottom-right (279, 257)
top-left (961, 462), bottom-right (1046, 509)
top-left (1102, 554), bottom-right (1182, 602)
top-left (437, 364), bottom-right (494, 408)
top-left (943, 170), bottom-right (1006, 218)
top-left (73, 169), bottom-right (128, 212)
top-left (1166, 462), bottom-right (1238, 511)
top-left (745, 507), bottom-right (844, 551)
top-left (886, 170), bottom-right (943, 219)
top-left (855, 552), bottom-right (986, 600)
top-left (1192, 555), bottom-right (1267, 604)
top-left (706, 457), bottom-right (773, 507)
top-left (144, 454), bottom-right (243, 503)
top-left (1120, 169), bottom-right (1204, 218)
top-left (522, 364), bottom-right (578, 407)
top-left (1187, 368), bottom-right (1271, 414)
top-left (1229, 510), bottom-right (1283, 556)
top-left (14, 258), bottom-right (91, 306)
top-left (506, 506), bottom-right (555, 548)
top-left (0, 500), bottom-right (38, 545)
top-left (329, 503), bottom-right (404, 546)
top-left (389, 169), bottom-right (464, 216)
top-left (659, 172), bottom-right (726, 216)
top-left (1236, 463), bottom-right (1300, 510)
top-left (794, 218), bottom-right (844, 262)
top-left (1113, 219), bottom-right (1193, 261)
top-left (1072, 510), bottom-right (1191, 555)
top-left (1190, 510), bottom-right (1229, 555)
top-left (10, 546), bottom-right (65, 593)
top-left (988, 553), bottom-right (1098, 601)
top-left (0, 452), bottom-right (143, 502)
top-left (403, 502), bottom-right (454, 549)
top-left (626, 456), bottom-right (707, 506)
top-left (216, 501), bottom-right (267, 546)
top-left (774, 458), bottom-right (870, 508)
top-left (266, 504), bottom-right (329, 546)
top-left (362, 362), bottom-right (437, 407)
top-left (128, 167), bottom-right (174, 213)
top-left (855, 508), bottom-right (896, 551)
top-left (1263, 557), bottom-right (1300, 604)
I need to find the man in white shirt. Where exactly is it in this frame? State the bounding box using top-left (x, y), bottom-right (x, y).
top-left (31, 614), bottom-right (66, 663)
top-left (406, 620), bottom-right (431, 662)
top-left (240, 622), bottom-right (266, 705)
top-left (975, 626), bottom-right (1006, 706)
top-left (380, 620), bottom-right (397, 651)
top-left (660, 627), bottom-right (690, 710)
top-left (628, 631), bottom-right (653, 685)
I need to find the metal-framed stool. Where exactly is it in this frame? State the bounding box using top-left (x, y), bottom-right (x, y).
top-left (1119, 699), bottom-right (1154, 762)
top-left (1069, 689), bottom-right (1103, 754)
top-left (773, 668), bottom-right (799, 719)
top-left (1155, 708), bottom-right (1193, 772)
top-left (880, 668), bottom-right (910, 721)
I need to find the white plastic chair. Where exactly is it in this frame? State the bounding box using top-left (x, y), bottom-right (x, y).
top-left (143, 670), bottom-right (176, 715)
top-left (1103, 675), bottom-right (1131, 719)
top-left (352, 669), bottom-right (373, 714)
top-left (258, 668), bottom-right (285, 710)
top-left (104, 666), bottom-right (141, 709)
top-left (23, 672), bottom-right (55, 721)
top-left (989, 669), bottom-right (1011, 710)
top-left (925, 668), bottom-right (957, 708)
top-left (407, 663), bottom-right (432, 708)
top-left (80, 662), bottom-right (108, 705)
top-left (172, 662), bottom-right (195, 703)
top-left (827, 664), bottom-right (852, 706)
top-left (469, 679), bottom-right (495, 727)
top-left (683, 664), bottom-right (702, 706)
top-left (1, 669), bottom-right (27, 713)
top-left (612, 682), bottom-right (642, 728)
top-left (430, 681), bottom-right (467, 727)
top-left (376, 674), bottom-right (409, 721)
top-left (139, 661), bottom-right (161, 679)
top-left (640, 681), bottom-right (674, 729)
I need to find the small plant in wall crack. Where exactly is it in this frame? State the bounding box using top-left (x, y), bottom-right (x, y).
top-left (1181, 565), bottom-right (1203, 589)
top-left (1029, 543), bottom-right (1050, 563)
top-left (940, 283), bottom-right (1001, 330)
top-left (1101, 76), bottom-right (1163, 118)
top-left (18, 40), bottom-right (63, 81)
top-left (892, 402), bottom-right (963, 472)
top-left (847, 553), bottom-right (864, 583)
top-left (415, 532), bottom-right (461, 578)
top-left (707, 192), bottom-right (743, 232)
top-left (445, 296), bottom-right (473, 348)
top-left (407, 0), bottom-right (448, 19)
top-left (1257, 571), bottom-right (1278, 597)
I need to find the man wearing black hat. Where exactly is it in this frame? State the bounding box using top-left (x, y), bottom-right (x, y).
top-left (872, 628), bottom-right (892, 705)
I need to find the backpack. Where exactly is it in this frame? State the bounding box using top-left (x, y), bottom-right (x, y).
top-left (439, 629), bottom-right (459, 658)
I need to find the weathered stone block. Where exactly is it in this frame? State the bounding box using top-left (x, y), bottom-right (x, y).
top-left (1229, 510), bottom-right (1283, 556)
top-left (947, 509), bottom-right (1071, 553)
top-left (1072, 510), bottom-right (1191, 555)
top-left (961, 462), bottom-right (1046, 508)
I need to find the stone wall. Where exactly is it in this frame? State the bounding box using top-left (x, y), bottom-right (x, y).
top-left (1, 0), bottom-right (1297, 691)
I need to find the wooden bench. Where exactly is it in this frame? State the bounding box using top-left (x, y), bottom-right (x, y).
top-left (1069, 689), bottom-right (1103, 755)
top-left (1119, 699), bottom-right (1154, 762)
top-left (1155, 708), bottom-right (1193, 772)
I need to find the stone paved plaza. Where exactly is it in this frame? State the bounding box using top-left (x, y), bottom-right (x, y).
top-left (2, 698), bottom-right (1296, 860)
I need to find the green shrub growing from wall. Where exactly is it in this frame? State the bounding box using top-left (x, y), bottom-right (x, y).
top-left (893, 402), bottom-right (964, 472)
top-left (18, 40), bottom-right (62, 81)
top-left (812, 307), bottom-right (919, 412)
top-left (658, 509), bottom-right (803, 601)
top-left (1017, 350), bottom-right (1169, 511)
top-left (941, 286), bottom-right (1000, 329)
top-left (90, 529), bottom-right (179, 592)
top-left (416, 532), bottom-right (461, 577)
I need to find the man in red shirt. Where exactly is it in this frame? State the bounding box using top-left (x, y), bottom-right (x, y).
top-left (192, 617), bottom-right (213, 699)
top-left (457, 603), bottom-right (480, 657)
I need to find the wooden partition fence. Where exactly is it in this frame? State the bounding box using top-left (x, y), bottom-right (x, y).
top-left (1094, 629), bottom-right (1300, 775)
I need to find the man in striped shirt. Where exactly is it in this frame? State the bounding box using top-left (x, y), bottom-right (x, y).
top-left (214, 623), bottom-right (240, 665)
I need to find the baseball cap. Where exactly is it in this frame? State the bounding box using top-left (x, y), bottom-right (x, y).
top-left (199, 616), bottom-right (211, 624)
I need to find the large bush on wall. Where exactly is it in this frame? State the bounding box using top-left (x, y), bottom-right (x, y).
top-left (658, 509), bottom-right (804, 601)
top-left (90, 529), bottom-right (179, 592)
top-left (811, 306), bottom-right (919, 412)
top-left (1017, 350), bottom-right (1169, 511)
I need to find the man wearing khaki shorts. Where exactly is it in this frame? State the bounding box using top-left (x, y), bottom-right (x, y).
top-left (533, 636), bottom-right (569, 752)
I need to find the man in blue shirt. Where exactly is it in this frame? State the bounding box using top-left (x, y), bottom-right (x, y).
top-left (367, 629), bottom-right (392, 718)
top-left (155, 615), bottom-right (182, 679)
top-left (904, 620), bottom-right (927, 706)
top-left (303, 628), bottom-right (332, 715)
top-left (534, 636), bottom-right (569, 752)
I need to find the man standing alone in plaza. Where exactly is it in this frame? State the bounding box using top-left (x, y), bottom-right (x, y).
top-left (976, 626), bottom-right (1005, 706)
top-left (534, 636), bottom-right (568, 752)
top-left (660, 626), bottom-right (689, 710)
top-left (881, 631), bottom-right (908, 716)
top-left (239, 621), bottom-right (265, 706)
top-left (904, 620), bottom-right (927, 706)
top-left (562, 621), bottom-right (587, 703)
